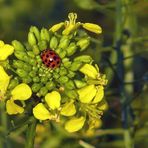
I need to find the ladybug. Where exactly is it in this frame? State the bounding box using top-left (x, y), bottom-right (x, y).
top-left (40, 49), bottom-right (61, 69)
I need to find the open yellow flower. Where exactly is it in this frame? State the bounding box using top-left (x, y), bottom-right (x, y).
top-left (33, 91), bottom-right (61, 120)
top-left (0, 65), bottom-right (10, 100)
top-left (65, 116), bottom-right (86, 132)
top-left (6, 83), bottom-right (32, 115)
top-left (0, 40), bottom-right (14, 61)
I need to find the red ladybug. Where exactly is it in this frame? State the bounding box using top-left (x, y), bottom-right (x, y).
top-left (40, 49), bottom-right (61, 69)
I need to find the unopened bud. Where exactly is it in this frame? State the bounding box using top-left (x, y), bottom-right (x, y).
top-left (58, 36), bottom-right (70, 49)
top-left (30, 26), bottom-right (40, 41)
top-left (74, 80), bottom-right (86, 88)
top-left (74, 55), bottom-right (92, 63)
top-left (12, 40), bottom-right (25, 51)
top-left (38, 40), bottom-right (48, 51)
top-left (28, 32), bottom-right (37, 46)
top-left (50, 36), bottom-right (58, 49)
top-left (70, 61), bottom-right (82, 71)
top-left (77, 38), bottom-right (90, 51)
top-left (66, 42), bottom-right (77, 56)
top-left (40, 28), bottom-right (50, 41)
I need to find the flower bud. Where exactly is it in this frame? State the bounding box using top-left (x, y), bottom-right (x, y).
top-left (12, 40), bottom-right (25, 51)
top-left (28, 32), bottom-right (37, 46)
top-left (30, 26), bottom-right (40, 41)
top-left (74, 80), bottom-right (86, 88)
top-left (67, 70), bottom-right (75, 78)
top-left (41, 77), bottom-right (48, 83)
top-left (11, 83), bottom-right (32, 100)
top-left (65, 116), bottom-right (85, 132)
top-left (82, 23), bottom-right (102, 34)
top-left (77, 85), bottom-right (97, 103)
top-left (22, 76), bottom-right (32, 84)
top-left (79, 64), bottom-right (98, 79)
top-left (45, 81), bottom-right (55, 91)
top-left (27, 51), bottom-right (35, 58)
top-left (59, 67), bottom-right (67, 76)
top-left (61, 100), bottom-right (76, 116)
top-left (29, 71), bottom-right (36, 77)
top-left (76, 38), bottom-right (90, 51)
top-left (33, 103), bottom-right (51, 120)
top-left (32, 45), bottom-right (40, 55)
top-left (49, 22), bottom-right (64, 32)
top-left (58, 76), bottom-right (69, 84)
top-left (38, 87), bottom-right (48, 96)
top-left (50, 36), bottom-right (58, 49)
top-left (98, 100), bottom-right (108, 111)
top-left (8, 78), bottom-right (19, 90)
top-left (38, 40), bottom-right (48, 51)
top-left (74, 55), bottom-right (92, 63)
top-left (59, 36), bottom-right (70, 49)
top-left (16, 69), bottom-right (28, 77)
top-left (23, 63), bottom-right (32, 71)
top-left (31, 83), bottom-right (42, 93)
top-left (14, 51), bottom-right (27, 60)
top-left (45, 91), bottom-right (61, 110)
top-left (58, 50), bottom-right (66, 58)
top-left (33, 76), bottom-right (40, 83)
top-left (65, 89), bottom-right (77, 99)
top-left (40, 28), bottom-right (50, 41)
top-left (70, 61), bottom-right (82, 71)
top-left (65, 80), bottom-right (75, 89)
top-left (92, 86), bottom-right (104, 103)
top-left (66, 42), bottom-right (77, 56)
top-left (13, 60), bottom-right (25, 69)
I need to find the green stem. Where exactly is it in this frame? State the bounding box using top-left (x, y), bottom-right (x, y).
top-left (25, 117), bottom-right (37, 148)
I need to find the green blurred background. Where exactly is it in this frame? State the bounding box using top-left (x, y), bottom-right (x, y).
top-left (0, 0), bottom-right (148, 148)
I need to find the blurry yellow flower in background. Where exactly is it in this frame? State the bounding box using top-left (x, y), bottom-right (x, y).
top-left (6, 83), bottom-right (32, 114)
top-left (0, 40), bottom-right (14, 61)
top-left (0, 65), bottom-right (10, 100)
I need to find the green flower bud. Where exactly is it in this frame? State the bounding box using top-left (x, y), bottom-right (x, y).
top-left (12, 40), bottom-right (25, 51)
top-left (50, 36), bottom-right (58, 49)
top-left (58, 76), bottom-right (69, 84)
top-left (74, 55), bottom-right (92, 63)
top-left (40, 28), bottom-right (50, 41)
top-left (38, 40), bottom-right (48, 51)
top-left (33, 76), bottom-right (40, 83)
top-left (53, 72), bottom-right (60, 79)
top-left (58, 50), bottom-right (66, 58)
top-left (41, 77), bottom-right (48, 83)
top-left (14, 51), bottom-right (27, 60)
top-left (59, 67), bottom-right (67, 76)
top-left (70, 61), bottom-right (82, 71)
top-left (28, 32), bottom-right (37, 46)
top-left (30, 26), bottom-right (40, 42)
top-left (66, 42), bottom-right (77, 56)
top-left (38, 87), bottom-right (48, 96)
top-left (76, 38), bottom-right (90, 51)
top-left (22, 76), bottom-right (32, 84)
top-left (31, 83), bottom-right (42, 93)
top-left (32, 45), bottom-right (40, 55)
top-left (27, 51), bottom-right (35, 58)
top-left (67, 70), bottom-right (75, 78)
top-left (28, 59), bottom-right (36, 66)
top-left (13, 60), bottom-right (24, 68)
top-left (8, 78), bottom-right (19, 90)
top-left (58, 36), bottom-right (70, 49)
top-left (29, 71), bottom-right (36, 77)
top-left (22, 55), bottom-right (30, 63)
top-left (65, 80), bottom-right (75, 89)
top-left (16, 69), bottom-right (28, 77)
top-left (74, 80), bottom-right (86, 88)
top-left (45, 81), bottom-right (55, 91)
top-left (65, 89), bottom-right (77, 99)
top-left (32, 66), bottom-right (38, 72)
top-left (23, 64), bottom-right (32, 71)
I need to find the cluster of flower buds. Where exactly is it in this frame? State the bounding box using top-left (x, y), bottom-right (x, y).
top-left (0, 13), bottom-right (107, 133)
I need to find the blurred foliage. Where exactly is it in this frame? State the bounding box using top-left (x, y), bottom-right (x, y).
top-left (0, 0), bottom-right (148, 148)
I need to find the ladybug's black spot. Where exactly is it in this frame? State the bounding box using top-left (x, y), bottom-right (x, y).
top-left (53, 56), bottom-right (57, 60)
top-left (57, 61), bottom-right (60, 64)
top-left (49, 52), bottom-right (54, 55)
top-left (46, 54), bottom-right (49, 58)
top-left (45, 59), bottom-right (47, 63)
top-left (52, 64), bottom-right (55, 68)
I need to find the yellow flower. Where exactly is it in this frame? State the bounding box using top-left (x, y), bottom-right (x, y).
top-left (6, 83), bottom-right (32, 115)
top-left (61, 100), bottom-right (76, 116)
top-left (45, 91), bottom-right (61, 110)
top-left (33, 91), bottom-right (61, 120)
top-left (79, 64), bottom-right (98, 79)
top-left (6, 99), bottom-right (24, 115)
top-left (33, 103), bottom-right (52, 120)
top-left (77, 85), bottom-right (97, 103)
top-left (65, 116), bottom-right (85, 132)
top-left (49, 22), bottom-right (64, 32)
top-left (92, 86), bottom-right (104, 103)
top-left (98, 99), bottom-right (108, 111)
top-left (89, 119), bottom-right (102, 130)
top-left (82, 23), bottom-right (102, 34)
top-left (0, 40), bottom-right (14, 60)
top-left (0, 65), bottom-right (10, 100)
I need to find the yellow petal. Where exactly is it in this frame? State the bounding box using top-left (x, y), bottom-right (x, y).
top-left (77, 85), bottom-right (97, 103)
top-left (89, 119), bottom-right (102, 129)
top-left (98, 100), bottom-right (108, 111)
top-left (11, 83), bottom-right (32, 100)
top-left (0, 43), bottom-right (14, 60)
top-left (6, 99), bottom-right (24, 115)
top-left (79, 64), bottom-right (98, 79)
top-left (0, 66), bottom-right (10, 97)
top-left (65, 116), bottom-right (85, 132)
top-left (0, 40), bottom-right (4, 47)
top-left (82, 23), bottom-right (102, 34)
top-left (33, 103), bottom-right (51, 120)
top-left (92, 86), bottom-right (104, 103)
top-left (45, 91), bottom-right (61, 110)
top-left (61, 100), bottom-right (76, 116)
top-left (49, 22), bottom-right (64, 32)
